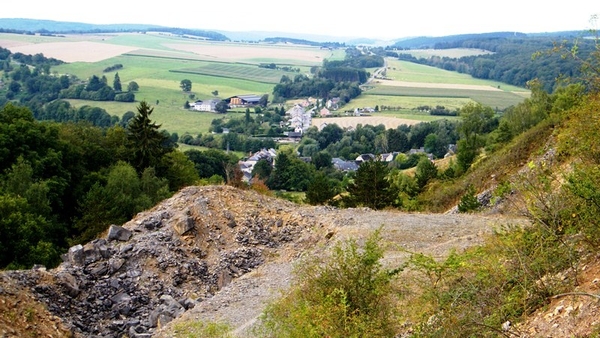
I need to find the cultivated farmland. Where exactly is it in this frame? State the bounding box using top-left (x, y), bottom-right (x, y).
top-left (312, 116), bottom-right (423, 130)
top-left (354, 58), bottom-right (529, 111)
top-left (173, 63), bottom-right (296, 84)
top-left (0, 32), bottom-right (528, 134)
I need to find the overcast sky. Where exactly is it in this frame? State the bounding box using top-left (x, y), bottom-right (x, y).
top-left (4, 1), bottom-right (599, 40)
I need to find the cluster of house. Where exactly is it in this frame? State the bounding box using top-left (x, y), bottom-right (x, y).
top-left (285, 104), bottom-right (312, 135)
top-left (238, 148), bottom-right (278, 182)
top-left (237, 146), bottom-right (445, 183)
top-left (189, 94), bottom-right (263, 112)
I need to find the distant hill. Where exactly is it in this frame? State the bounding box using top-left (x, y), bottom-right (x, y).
top-left (0, 18), bottom-right (229, 41)
top-left (392, 30), bottom-right (587, 49)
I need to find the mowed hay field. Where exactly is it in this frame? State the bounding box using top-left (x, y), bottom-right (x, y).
top-left (312, 116), bottom-right (423, 130)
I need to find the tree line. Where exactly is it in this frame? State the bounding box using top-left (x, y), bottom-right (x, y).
top-left (1, 47), bottom-right (139, 118)
top-left (0, 101), bottom-right (253, 270)
top-left (392, 35), bottom-right (597, 92)
top-left (272, 47), bottom-right (381, 103)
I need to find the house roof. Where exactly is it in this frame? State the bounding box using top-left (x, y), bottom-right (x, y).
top-left (200, 99), bottom-right (221, 105)
top-left (226, 94), bottom-right (262, 103)
top-left (356, 153), bottom-right (375, 162)
top-left (332, 158), bottom-right (359, 171)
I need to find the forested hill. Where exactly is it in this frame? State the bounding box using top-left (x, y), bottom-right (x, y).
top-left (0, 18), bottom-right (229, 41)
top-left (392, 30), bottom-right (596, 92)
top-left (392, 30), bottom-right (586, 49)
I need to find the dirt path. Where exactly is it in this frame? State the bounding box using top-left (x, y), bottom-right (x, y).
top-left (158, 208), bottom-right (527, 337)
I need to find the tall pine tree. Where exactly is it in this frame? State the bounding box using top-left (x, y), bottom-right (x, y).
top-left (127, 101), bottom-right (171, 173)
top-left (345, 160), bottom-right (397, 210)
top-left (113, 72), bottom-right (122, 92)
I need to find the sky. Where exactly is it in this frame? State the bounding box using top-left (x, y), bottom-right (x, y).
top-left (3, 1), bottom-right (599, 40)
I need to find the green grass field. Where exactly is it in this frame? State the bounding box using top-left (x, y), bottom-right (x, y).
top-left (349, 58), bottom-right (530, 112)
top-left (363, 86), bottom-right (526, 110)
top-left (344, 94), bottom-right (472, 112)
top-left (384, 59), bottom-right (525, 90)
top-left (173, 63), bottom-right (298, 84)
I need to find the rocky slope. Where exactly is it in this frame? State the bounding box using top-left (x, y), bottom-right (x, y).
top-left (0, 185), bottom-right (539, 337)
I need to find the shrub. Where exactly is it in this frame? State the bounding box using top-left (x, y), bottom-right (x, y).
top-left (257, 228), bottom-right (401, 337)
top-left (457, 184), bottom-right (480, 213)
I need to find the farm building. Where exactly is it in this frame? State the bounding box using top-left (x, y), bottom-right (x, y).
top-left (191, 99), bottom-right (221, 112)
top-left (225, 94), bottom-right (263, 108)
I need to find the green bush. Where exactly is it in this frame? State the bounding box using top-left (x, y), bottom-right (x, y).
top-left (457, 184), bottom-right (481, 213)
top-left (257, 228), bottom-right (401, 337)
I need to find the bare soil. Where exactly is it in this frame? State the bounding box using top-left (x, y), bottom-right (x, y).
top-left (155, 198), bottom-right (528, 337)
top-left (7, 41), bottom-right (139, 63)
top-left (1, 185), bottom-right (597, 337)
top-left (164, 43), bottom-right (330, 63)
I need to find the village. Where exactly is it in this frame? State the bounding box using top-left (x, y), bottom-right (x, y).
top-left (186, 94), bottom-right (450, 183)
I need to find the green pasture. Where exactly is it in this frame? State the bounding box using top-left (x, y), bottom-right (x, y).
top-left (344, 93), bottom-right (473, 112)
top-left (174, 63), bottom-right (298, 84)
top-left (384, 59), bottom-right (525, 91)
top-left (376, 110), bottom-right (460, 122)
top-left (65, 97), bottom-right (232, 136)
top-left (364, 86), bottom-right (526, 110)
top-left (55, 49), bottom-right (276, 136)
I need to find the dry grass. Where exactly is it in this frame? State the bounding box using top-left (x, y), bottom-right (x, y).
top-left (377, 79), bottom-right (503, 91)
top-left (312, 116), bottom-right (422, 130)
top-left (164, 42), bottom-right (331, 63)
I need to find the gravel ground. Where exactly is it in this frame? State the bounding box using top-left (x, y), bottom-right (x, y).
top-left (157, 205), bottom-right (529, 337)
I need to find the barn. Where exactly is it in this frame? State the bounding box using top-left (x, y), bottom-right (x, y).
top-left (225, 94), bottom-right (263, 107)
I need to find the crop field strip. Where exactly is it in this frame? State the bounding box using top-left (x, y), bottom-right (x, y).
top-left (365, 86), bottom-right (527, 110)
top-left (171, 63), bottom-right (291, 84)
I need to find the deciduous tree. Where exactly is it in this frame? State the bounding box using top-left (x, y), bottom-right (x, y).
top-left (180, 79), bottom-right (192, 92)
top-left (127, 81), bottom-right (139, 92)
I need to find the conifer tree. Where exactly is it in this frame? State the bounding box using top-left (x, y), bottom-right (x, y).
top-left (127, 101), bottom-right (170, 172)
top-left (113, 72), bottom-right (122, 92)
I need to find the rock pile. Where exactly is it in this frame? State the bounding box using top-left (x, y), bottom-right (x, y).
top-left (7, 185), bottom-right (322, 337)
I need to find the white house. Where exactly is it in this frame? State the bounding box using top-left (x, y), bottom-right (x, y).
top-left (193, 99), bottom-right (221, 112)
top-left (285, 104), bottom-right (312, 132)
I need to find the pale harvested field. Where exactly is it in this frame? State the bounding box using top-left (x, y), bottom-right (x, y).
top-left (164, 42), bottom-right (331, 63)
top-left (312, 116), bottom-right (421, 130)
top-left (377, 79), bottom-right (502, 91)
top-left (0, 39), bottom-right (30, 48)
top-left (7, 41), bottom-right (139, 62)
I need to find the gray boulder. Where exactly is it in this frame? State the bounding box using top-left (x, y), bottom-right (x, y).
top-left (107, 225), bottom-right (132, 241)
